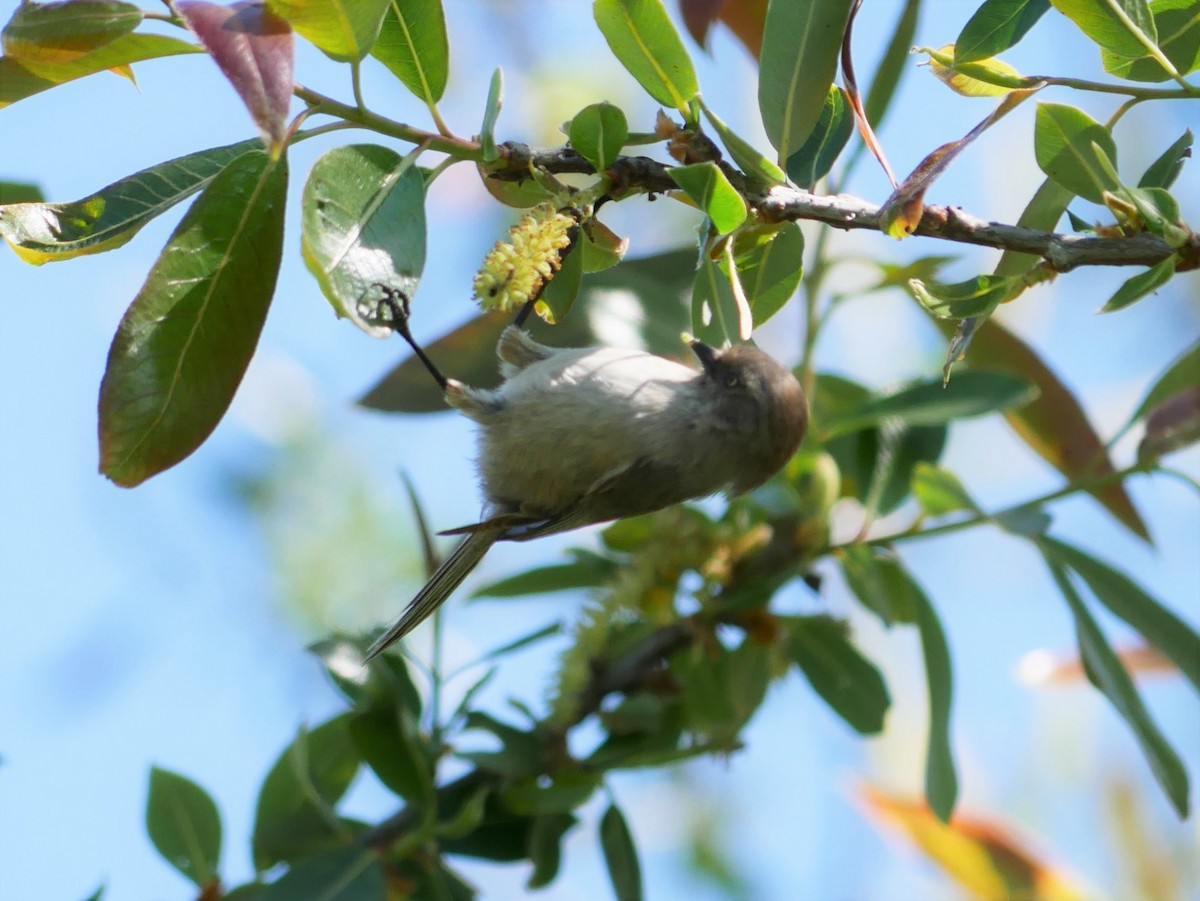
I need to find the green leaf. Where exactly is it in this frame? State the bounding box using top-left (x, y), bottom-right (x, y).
top-left (697, 98), bottom-right (787, 185)
top-left (910, 273), bottom-right (1023, 319)
top-left (501, 772), bottom-right (601, 816)
top-left (691, 244), bottom-right (741, 346)
top-left (527, 813), bottom-right (577, 889)
top-left (0, 138), bottom-right (260, 264)
top-left (994, 177), bottom-right (1074, 277)
top-left (98, 150), bottom-right (287, 487)
top-left (537, 230), bottom-right (584, 324)
top-left (179, 1), bottom-right (295, 148)
top-left (370, 0), bottom-right (448, 103)
top-left (1042, 536), bottom-right (1200, 691)
top-left (79, 887), bottom-right (106, 901)
top-left (253, 716), bottom-right (360, 870)
top-left (473, 557), bottom-right (616, 597)
top-left (758, 0), bottom-right (854, 163)
top-left (829, 423), bottom-right (949, 517)
top-left (145, 767), bottom-right (222, 888)
top-left (0, 33), bottom-right (202, 109)
top-left (1138, 129), bottom-right (1192, 189)
top-left (480, 67), bottom-right (503, 163)
top-left (1034, 102), bottom-right (1120, 203)
top-left (1129, 339), bottom-right (1200, 425)
top-left (1042, 550), bottom-right (1190, 817)
top-left (264, 0), bottom-right (388, 62)
top-left (908, 581), bottom-right (958, 822)
top-left (348, 706), bottom-right (434, 805)
top-left (259, 847), bottom-right (386, 901)
top-left (675, 639), bottom-right (772, 744)
top-left (569, 102), bottom-right (629, 173)
top-left (593, 0), bottom-right (699, 115)
top-left (600, 803), bottom-right (643, 901)
top-left (1101, 0), bottom-right (1200, 81)
top-left (824, 371), bottom-right (1038, 436)
top-left (785, 85), bottom-right (854, 189)
top-left (911, 462), bottom-right (978, 515)
top-left (0, 180), bottom-right (44, 204)
top-left (733, 221), bottom-right (804, 327)
top-left (956, 0), bottom-right (1052, 62)
top-left (1100, 254), bottom-right (1178, 312)
top-left (300, 144), bottom-right (426, 338)
top-left (838, 545), bottom-right (920, 625)
top-left (2, 0), bottom-right (142, 70)
top-left (668, 162), bottom-right (747, 234)
top-left (1050, 0), bottom-right (1158, 57)
top-left (785, 615), bottom-right (891, 734)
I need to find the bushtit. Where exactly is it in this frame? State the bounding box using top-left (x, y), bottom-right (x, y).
top-left (366, 323), bottom-right (807, 659)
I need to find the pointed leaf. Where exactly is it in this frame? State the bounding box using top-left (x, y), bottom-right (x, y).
top-left (300, 144), bottom-right (426, 338)
top-left (697, 98), bottom-right (786, 185)
top-left (956, 0), bottom-right (1051, 63)
top-left (824, 371), bottom-right (1038, 436)
top-left (1139, 385), bottom-right (1200, 461)
top-left (348, 707), bottom-right (434, 805)
top-left (785, 615), bottom-right (891, 734)
top-left (0, 33), bottom-right (202, 109)
top-left (911, 462), bottom-right (979, 515)
top-left (146, 767), bottom-right (222, 888)
top-left (2, 0), bottom-right (142, 71)
top-left (1041, 536), bottom-right (1200, 691)
top-left (527, 812), bottom-right (577, 889)
top-left (1138, 128), bottom-right (1192, 189)
top-left (908, 578), bottom-right (958, 822)
top-left (370, 0), bottom-right (448, 103)
top-left (0, 138), bottom-right (260, 264)
top-left (1129, 338), bottom-right (1200, 424)
top-left (1042, 551), bottom-right (1190, 817)
top-left (537, 232), bottom-right (583, 324)
top-left (911, 273), bottom-right (1023, 318)
top-left (839, 545), bottom-right (920, 625)
top-left (264, 0), bottom-right (387, 62)
top-left (593, 0), bottom-right (698, 115)
top-left (179, 1), bottom-right (294, 148)
top-left (691, 242), bottom-right (741, 346)
top-left (479, 67), bottom-right (503, 162)
top-left (733, 221), bottom-right (804, 326)
top-left (600, 803), bottom-right (643, 901)
top-left (99, 150), bottom-right (287, 486)
top-left (1100, 254), bottom-right (1178, 312)
top-left (757, 0), bottom-right (854, 163)
top-left (1034, 101), bottom-right (1120, 203)
top-left (863, 0), bottom-right (921, 129)
top-left (785, 85), bottom-right (854, 189)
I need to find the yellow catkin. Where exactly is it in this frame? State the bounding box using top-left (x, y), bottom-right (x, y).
top-left (472, 204), bottom-right (575, 312)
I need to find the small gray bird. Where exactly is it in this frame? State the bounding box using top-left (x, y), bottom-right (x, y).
top-left (366, 326), bottom-right (808, 659)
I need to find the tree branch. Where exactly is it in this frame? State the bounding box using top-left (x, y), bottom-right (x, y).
top-left (493, 144), bottom-right (1197, 272)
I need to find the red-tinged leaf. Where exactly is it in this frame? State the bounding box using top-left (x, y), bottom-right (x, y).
top-left (180, 1), bottom-right (294, 149)
top-left (932, 316), bottom-right (1149, 541)
top-left (1019, 643), bottom-right (1180, 685)
top-left (2, 0), bottom-right (143, 71)
top-left (879, 88), bottom-right (1037, 238)
top-left (679, 0), bottom-right (724, 48)
top-left (0, 33), bottom-right (202, 109)
top-left (99, 151), bottom-right (288, 486)
top-left (1139, 385), bottom-right (1200, 462)
top-left (856, 785), bottom-right (1088, 901)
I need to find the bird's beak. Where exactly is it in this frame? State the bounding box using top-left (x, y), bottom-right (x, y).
top-left (689, 338), bottom-right (719, 375)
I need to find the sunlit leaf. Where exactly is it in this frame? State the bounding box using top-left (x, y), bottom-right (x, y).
top-left (1034, 102), bottom-right (1120, 203)
top-left (1137, 128), bottom-right (1192, 189)
top-left (264, 0), bottom-right (388, 62)
top-left (863, 0), bottom-right (921, 128)
top-left (300, 144), bottom-right (426, 338)
top-left (146, 767), bottom-right (222, 888)
top-left (691, 242), bottom-right (741, 346)
top-left (955, 0), bottom-right (1051, 63)
top-left (1050, 0), bottom-right (1158, 58)
top-left (698, 97), bottom-right (787, 185)
top-left (569, 101), bottom-right (628, 173)
top-left (2, 0), bottom-right (142, 71)
top-left (1101, 0), bottom-right (1200, 81)
top-left (927, 44), bottom-right (1026, 95)
top-left (732, 221), bottom-right (803, 326)
top-left (910, 273), bottom-right (1023, 318)
top-left (0, 33), bottom-right (202, 109)
top-left (537, 235), bottom-right (583, 324)
top-left (911, 462), bottom-right (978, 515)
top-left (757, 0), bottom-right (854, 163)
top-left (99, 150), bottom-right (288, 487)
top-left (593, 0), bottom-right (698, 115)
top-left (0, 138), bottom-right (259, 264)
top-left (1100, 254), bottom-right (1178, 312)
top-left (479, 66), bottom-right (503, 163)
top-left (669, 162), bottom-right (746, 234)
top-left (370, 0), bottom-right (448, 103)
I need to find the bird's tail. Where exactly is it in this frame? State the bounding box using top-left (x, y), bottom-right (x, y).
top-left (365, 529), bottom-right (500, 660)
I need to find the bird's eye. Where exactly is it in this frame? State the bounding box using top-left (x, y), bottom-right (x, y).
top-left (724, 374), bottom-right (741, 388)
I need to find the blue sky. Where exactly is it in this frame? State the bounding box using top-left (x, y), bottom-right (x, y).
top-left (2, 2), bottom-right (1198, 899)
